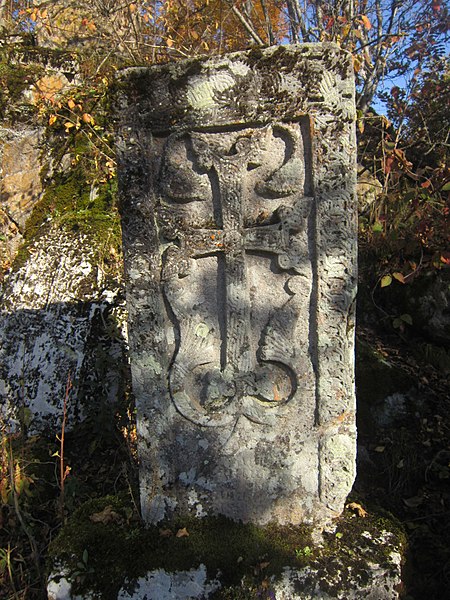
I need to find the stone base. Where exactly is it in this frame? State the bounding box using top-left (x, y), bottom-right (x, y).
top-left (47, 521), bottom-right (403, 600)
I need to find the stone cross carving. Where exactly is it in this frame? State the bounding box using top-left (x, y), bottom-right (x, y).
top-left (117, 44), bottom-right (357, 526)
top-left (160, 127), bottom-right (312, 428)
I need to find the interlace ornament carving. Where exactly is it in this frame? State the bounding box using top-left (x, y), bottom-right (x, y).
top-left (159, 125), bottom-right (313, 427)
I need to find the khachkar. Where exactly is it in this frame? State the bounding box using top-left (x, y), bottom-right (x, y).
top-left (117, 44), bottom-right (357, 526)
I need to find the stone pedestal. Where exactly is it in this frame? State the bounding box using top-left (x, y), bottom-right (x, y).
top-left (117, 44), bottom-right (358, 526)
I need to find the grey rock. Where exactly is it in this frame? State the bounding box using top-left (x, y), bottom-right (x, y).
top-left (0, 227), bottom-right (126, 432)
top-left (118, 566), bottom-right (220, 600)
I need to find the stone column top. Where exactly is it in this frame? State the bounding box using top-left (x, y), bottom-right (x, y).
top-left (116, 44), bottom-right (355, 132)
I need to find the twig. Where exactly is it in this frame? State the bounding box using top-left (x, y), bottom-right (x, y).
top-left (58, 372), bottom-right (72, 520)
top-left (226, 0), bottom-right (265, 45)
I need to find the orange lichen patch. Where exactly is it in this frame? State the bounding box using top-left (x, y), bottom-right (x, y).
top-left (273, 384), bottom-right (281, 402)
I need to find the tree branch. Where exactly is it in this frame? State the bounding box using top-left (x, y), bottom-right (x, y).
top-left (226, 0), bottom-right (265, 46)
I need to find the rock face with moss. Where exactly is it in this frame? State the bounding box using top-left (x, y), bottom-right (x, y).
top-left (0, 44), bottom-right (126, 432)
top-left (117, 44), bottom-right (358, 527)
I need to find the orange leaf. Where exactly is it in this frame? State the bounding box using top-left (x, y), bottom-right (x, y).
top-left (129, 3), bottom-right (137, 13)
top-left (159, 528), bottom-right (173, 538)
top-left (346, 502), bottom-right (368, 517)
top-left (393, 272), bottom-right (405, 284)
top-left (361, 15), bottom-right (372, 30)
top-left (82, 113), bottom-right (93, 124)
top-left (166, 37), bottom-right (174, 47)
top-left (176, 527), bottom-right (189, 538)
top-left (421, 179), bottom-right (431, 188)
top-left (48, 114), bottom-right (57, 126)
top-left (67, 99), bottom-right (76, 109)
top-left (384, 155), bottom-right (394, 175)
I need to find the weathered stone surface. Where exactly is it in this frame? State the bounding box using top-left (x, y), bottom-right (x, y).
top-left (117, 44), bottom-right (357, 526)
top-left (0, 227), bottom-right (126, 432)
top-left (0, 127), bottom-right (44, 265)
top-left (118, 566), bottom-right (221, 600)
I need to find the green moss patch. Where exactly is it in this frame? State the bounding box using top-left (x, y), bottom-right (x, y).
top-left (47, 494), bottom-right (406, 599)
top-left (47, 495), bottom-right (314, 598)
top-left (10, 166), bottom-right (121, 276)
top-left (24, 170), bottom-right (117, 239)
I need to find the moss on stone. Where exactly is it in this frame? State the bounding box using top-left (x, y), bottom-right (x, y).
top-left (47, 493), bottom-right (406, 599)
top-left (314, 503), bottom-right (405, 597)
top-left (0, 48), bottom-right (43, 118)
top-left (9, 163), bottom-right (120, 275)
top-left (47, 494), bottom-right (314, 598)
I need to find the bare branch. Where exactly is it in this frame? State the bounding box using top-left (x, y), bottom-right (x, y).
top-left (226, 0), bottom-right (265, 46)
top-left (259, 0), bottom-right (274, 45)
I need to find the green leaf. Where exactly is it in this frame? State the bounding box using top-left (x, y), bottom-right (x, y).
top-left (442, 182), bottom-right (450, 191)
top-left (381, 274), bottom-right (392, 288)
top-left (372, 221), bottom-right (383, 233)
top-left (83, 549), bottom-right (89, 564)
top-left (400, 313), bottom-right (413, 325)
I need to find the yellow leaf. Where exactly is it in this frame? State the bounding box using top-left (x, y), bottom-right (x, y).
top-left (64, 121), bottom-right (75, 130)
top-left (129, 3), bottom-right (137, 13)
top-left (67, 99), bottom-right (76, 109)
top-left (361, 15), bottom-right (372, 30)
top-left (342, 24), bottom-right (351, 38)
top-left (48, 114), bottom-right (57, 125)
top-left (380, 274), bottom-right (392, 288)
top-left (353, 55), bottom-right (363, 73)
top-left (41, 8), bottom-right (48, 19)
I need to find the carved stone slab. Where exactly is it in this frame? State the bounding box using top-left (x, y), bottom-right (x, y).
top-left (117, 44), bottom-right (357, 525)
